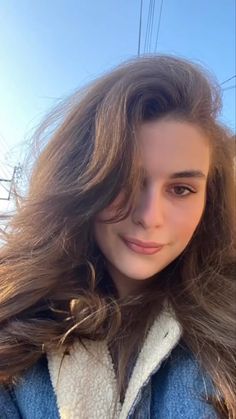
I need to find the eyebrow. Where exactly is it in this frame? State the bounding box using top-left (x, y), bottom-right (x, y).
top-left (169, 170), bottom-right (207, 179)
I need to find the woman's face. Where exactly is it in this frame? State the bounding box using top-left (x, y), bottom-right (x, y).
top-left (94, 119), bottom-right (210, 297)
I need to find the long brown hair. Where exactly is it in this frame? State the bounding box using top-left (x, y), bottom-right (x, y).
top-left (0, 55), bottom-right (235, 418)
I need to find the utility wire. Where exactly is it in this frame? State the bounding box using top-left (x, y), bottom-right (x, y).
top-left (154, 0), bottom-right (164, 51)
top-left (0, 164), bottom-right (12, 180)
top-left (138, 0), bottom-right (143, 55)
top-left (220, 75), bottom-right (236, 86)
top-left (222, 85), bottom-right (236, 92)
top-left (0, 133), bottom-right (10, 154)
top-left (0, 160), bottom-right (15, 169)
top-left (0, 181), bottom-right (10, 193)
top-left (0, 157), bottom-right (12, 178)
top-left (0, 157), bottom-right (12, 175)
top-left (0, 158), bottom-right (14, 179)
top-left (144, 0), bottom-right (153, 52)
top-left (0, 139), bottom-right (10, 159)
top-left (148, 0), bottom-right (156, 52)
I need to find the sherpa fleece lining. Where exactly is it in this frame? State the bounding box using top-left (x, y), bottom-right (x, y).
top-left (47, 304), bottom-right (182, 419)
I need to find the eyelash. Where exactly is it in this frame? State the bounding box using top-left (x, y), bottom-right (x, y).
top-left (168, 185), bottom-right (197, 198)
top-left (141, 179), bottom-right (197, 198)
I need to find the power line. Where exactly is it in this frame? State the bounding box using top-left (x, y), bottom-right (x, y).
top-left (0, 160), bottom-right (15, 170)
top-left (222, 84), bottom-right (236, 92)
top-left (0, 139), bottom-right (10, 159)
top-left (0, 157), bottom-right (15, 179)
top-left (154, 0), bottom-right (164, 51)
top-left (0, 180), bottom-right (11, 194)
top-left (220, 75), bottom-right (236, 86)
top-left (0, 133), bottom-right (10, 154)
top-left (143, 0), bottom-right (164, 53)
top-left (138, 0), bottom-right (143, 55)
top-left (148, 0), bottom-right (156, 52)
top-left (0, 163), bottom-right (12, 180)
top-left (144, 0), bottom-right (153, 52)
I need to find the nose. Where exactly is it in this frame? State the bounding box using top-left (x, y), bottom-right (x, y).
top-left (131, 184), bottom-right (164, 229)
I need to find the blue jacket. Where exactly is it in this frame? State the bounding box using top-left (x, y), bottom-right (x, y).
top-left (0, 343), bottom-right (218, 419)
top-left (0, 306), bottom-right (218, 418)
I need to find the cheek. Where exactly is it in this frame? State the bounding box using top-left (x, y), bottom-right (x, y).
top-left (96, 193), bottom-right (124, 222)
top-left (94, 220), bottom-right (108, 242)
top-left (93, 222), bottom-right (108, 256)
top-left (93, 218), bottom-right (119, 250)
top-left (169, 200), bottom-right (205, 240)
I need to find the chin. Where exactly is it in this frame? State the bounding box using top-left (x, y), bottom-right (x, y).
top-left (113, 255), bottom-right (176, 282)
top-left (118, 266), bottom-right (160, 281)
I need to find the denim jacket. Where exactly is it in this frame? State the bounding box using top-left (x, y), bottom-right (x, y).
top-left (0, 308), bottom-right (217, 419)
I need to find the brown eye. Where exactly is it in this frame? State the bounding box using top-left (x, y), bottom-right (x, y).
top-left (170, 185), bottom-right (196, 197)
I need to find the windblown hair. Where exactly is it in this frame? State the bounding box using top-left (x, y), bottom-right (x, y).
top-left (0, 55), bottom-right (235, 418)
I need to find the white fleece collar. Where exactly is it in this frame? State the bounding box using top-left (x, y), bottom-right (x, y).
top-left (47, 304), bottom-right (182, 419)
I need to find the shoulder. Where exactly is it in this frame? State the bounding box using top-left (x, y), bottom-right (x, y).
top-left (0, 357), bottom-right (59, 419)
top-left (151, 342), bottom-right (218, 418)
top-left (0, 383), bottom-right (21, 419)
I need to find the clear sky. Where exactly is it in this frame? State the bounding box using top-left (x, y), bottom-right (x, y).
top-left (0, 0), bottom-right (235, 210)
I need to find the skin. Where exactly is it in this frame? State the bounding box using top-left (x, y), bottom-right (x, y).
top-left (94, 119), bottom-right (211, 298)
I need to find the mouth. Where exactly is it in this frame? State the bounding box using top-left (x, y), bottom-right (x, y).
top-left (121, 236), bottom-right (164, 255)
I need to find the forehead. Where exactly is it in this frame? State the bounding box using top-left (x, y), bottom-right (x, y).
top-left (136, 119), bottom-right (210, 177)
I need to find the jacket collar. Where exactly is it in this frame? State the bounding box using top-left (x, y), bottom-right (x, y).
top-left (47, 302), bottom-right (182, 419)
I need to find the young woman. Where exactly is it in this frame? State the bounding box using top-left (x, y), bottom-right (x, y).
top-left (0, 55), bottom-right (235, 419)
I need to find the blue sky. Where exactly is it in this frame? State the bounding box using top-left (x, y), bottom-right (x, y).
top-left (0, 0), bottom-right (235, 208)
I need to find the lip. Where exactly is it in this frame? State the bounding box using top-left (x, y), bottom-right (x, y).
top-left (122, 236), bottom-right (164, 248)
top-left (121, 236), bottom-right (164, 255)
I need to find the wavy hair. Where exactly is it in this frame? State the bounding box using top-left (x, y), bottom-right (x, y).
top-left (0, 55), bottom-right (235, 418)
